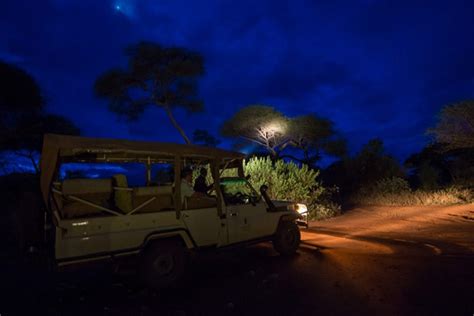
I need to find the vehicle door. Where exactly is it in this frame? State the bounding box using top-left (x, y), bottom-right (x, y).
top-left (221, 178), bottom-right (273, 244)
top-left (182, 199), bottom-right (227, 247)
top-left (226, 201), bottom-right (271, 244)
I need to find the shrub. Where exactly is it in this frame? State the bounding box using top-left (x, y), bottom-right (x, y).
top-left (192, 157), bottom-right (341, 220)
top-left (412, 187), bottom-right (474, 205)
top-left (246, 157), bottom-right (340, 220)
top-left (351, 177), bottom-right (412, 205)
top-left (351, 177), bottom-right (474, 206)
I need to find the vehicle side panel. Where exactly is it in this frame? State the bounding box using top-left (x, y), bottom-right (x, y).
top-left (227, 202), bottom-right (293, 243)
top-left (55, 211), bottom-right (187, 260)
top-left (181, 208), bottom-right (227, 247)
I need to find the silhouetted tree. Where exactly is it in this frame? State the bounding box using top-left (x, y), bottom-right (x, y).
top-left (405, 143), bottom-right (450, 189)
top-left (95, 42), bottom-right (205, 144)
top-left (429, 100), bottom-right (474, 150)
top-left (221, 105), bottom-right (289, 157)
top-left (1, 61), bottom-right (44, 140)
top-left (283, 114), bottom-right (346, 165)
top-left (0, 61), bottom-right (80, 173)
top-left (221, 106), bottom-right (344, 164)
top-left (192, 129), bottom-right (221, 147)
top-left (446, 148), bottom-right (474, 187)
top-left (323, 139), bottom-right (404, 200)
top-left (405, 143), bottom-right (474, 188)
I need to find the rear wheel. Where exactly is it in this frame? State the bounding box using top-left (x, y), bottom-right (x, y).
top-left (141, 240), bottom-right (189, 289)
top-left (273, 221), bottom-right (300, 256)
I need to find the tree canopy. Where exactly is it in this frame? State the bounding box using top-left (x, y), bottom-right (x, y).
top-left (220, 105), bottom-right (289, 156)
top-left (429, 100), bottom-right (474, 150)
top-left (323, 138), bottom-right (404, 198)
top-left (0, 61), bottom-right (80, 173)
top-left (0, 61), bottom-right (44, 114)
top-left (95, 41), bottom-right (205, 144)
top-left (405, 143), bottom-right (474, 188)
top-left (220, 105), bottom-right (346, 164)
top-left (285, 114), bottom-right (347, 164)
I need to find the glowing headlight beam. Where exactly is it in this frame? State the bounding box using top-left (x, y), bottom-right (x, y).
top-left (296, 203), bottom-right (308, 215)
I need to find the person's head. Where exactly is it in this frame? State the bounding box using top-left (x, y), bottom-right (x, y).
top-left (200, 168), bottom-right (208, 177)
top-left (181, 167), bottom-right (193, 183)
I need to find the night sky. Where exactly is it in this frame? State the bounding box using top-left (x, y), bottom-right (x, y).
top-left (1, 0), bottom-right (474, 162)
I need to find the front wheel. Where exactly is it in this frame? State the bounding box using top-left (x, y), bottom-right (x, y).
top-left (140, 240), bottom-right (189, 289)
top-left (273, 221), bottom-right (301, 256)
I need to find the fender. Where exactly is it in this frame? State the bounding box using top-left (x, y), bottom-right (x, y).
top-left (272, 213), bottom-right (303, 235)
top-left (279, 213), bottom-right (302, 222)
top-left (143, 229), bottom-right (196, 250)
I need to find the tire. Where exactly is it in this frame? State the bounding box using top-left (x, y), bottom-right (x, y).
top-left (273, 221), bottom-right (301, 256)
top-left (140, 240), bottom-right (189, 289)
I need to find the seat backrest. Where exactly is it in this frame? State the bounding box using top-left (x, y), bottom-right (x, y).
top-left (61, 178), bottom-right (113, 218)
top-left (132, 186), bottom-right (174, 213)
top-left (112, 174), bottom-right (133, 213)
top-left (134, 186), bottom-right (172, 196)
top-left (62, 178), bottom-right (112, 195)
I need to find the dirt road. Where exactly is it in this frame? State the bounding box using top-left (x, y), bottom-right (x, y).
top-left (2, 204), bottom-right (474, 315)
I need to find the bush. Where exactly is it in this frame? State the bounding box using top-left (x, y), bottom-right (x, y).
top-left (412, 187), bottom-right (474, 205)
top-left (351, 177), bottom-right (474, 206)
top-left (245, 157), bottom-right (340, 220)
top-left (192, 157), bottom-right (341, 220)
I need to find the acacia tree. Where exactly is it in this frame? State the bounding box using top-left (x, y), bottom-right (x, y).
top-left (221, 105), bottom-right (345, 163)
top-left (285, 114), bottom-right (346, 165)
top-left (0, 61), bottom-right (80, 173)
top-left (220, 105), bottom-right (290, 157)
top-left (94, 42), bottom-right (205, 144)
top-left (429, 100), bottom-right (474, 150)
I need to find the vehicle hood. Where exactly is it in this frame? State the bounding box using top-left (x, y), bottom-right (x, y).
top-left (272, 200), bottom-right (294, 208)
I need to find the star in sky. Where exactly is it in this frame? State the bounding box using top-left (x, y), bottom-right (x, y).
top-left (112, 1), bottom-right (136, 19)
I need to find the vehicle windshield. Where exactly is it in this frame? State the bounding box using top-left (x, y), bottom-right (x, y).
top-left (219, 177), bottom-right (260, 205)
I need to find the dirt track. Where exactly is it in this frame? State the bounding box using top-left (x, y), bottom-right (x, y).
top-left (2, 204), bottom-right (474, 315)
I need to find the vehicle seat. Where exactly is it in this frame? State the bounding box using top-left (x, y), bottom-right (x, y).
top-left (133, 186), bottom-right (174, 213)
top-left (61, 178), bottom-right (113, 218)
top-left (112, 174), bottom-right (133, 213)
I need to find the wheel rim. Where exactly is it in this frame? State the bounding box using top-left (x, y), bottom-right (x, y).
top-left (152, 254), bottom-right (175, 276)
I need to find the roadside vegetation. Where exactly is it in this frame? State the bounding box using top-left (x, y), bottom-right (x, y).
top-left (350, 177), bottom-right (473, 206)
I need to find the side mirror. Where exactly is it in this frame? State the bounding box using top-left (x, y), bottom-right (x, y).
top-left (259, 185), bottom-right (276, 211)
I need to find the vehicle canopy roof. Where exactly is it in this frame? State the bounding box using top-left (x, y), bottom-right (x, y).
top-left (40, 134), bottom-right (245, 205)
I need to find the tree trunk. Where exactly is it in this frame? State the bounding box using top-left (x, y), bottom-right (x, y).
top-left (163, 105), bottom-right (192, 144)
top-left (15, 151), bottom-right (40, 174)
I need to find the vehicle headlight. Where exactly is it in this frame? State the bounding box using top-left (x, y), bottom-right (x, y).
top-left (287, 203), bottom-right (308, 214)
top-left (295, 203), bottom-right (308, 215)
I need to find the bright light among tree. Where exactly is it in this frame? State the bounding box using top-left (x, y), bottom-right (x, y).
top-left (262, 120), bottom-right (287, 137)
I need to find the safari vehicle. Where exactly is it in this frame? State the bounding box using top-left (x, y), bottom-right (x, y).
top-left (40, 134), bottom-right (307, 288)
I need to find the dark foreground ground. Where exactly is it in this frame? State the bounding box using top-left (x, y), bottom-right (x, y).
top-left (2, 204), bottom-right (474, 315)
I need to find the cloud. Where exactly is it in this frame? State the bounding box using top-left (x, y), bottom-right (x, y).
top-left (1, 0), bottom-right (474, 162)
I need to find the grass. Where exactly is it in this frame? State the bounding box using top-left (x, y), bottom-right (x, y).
top-left (350, 186), bottom-right (474, 206)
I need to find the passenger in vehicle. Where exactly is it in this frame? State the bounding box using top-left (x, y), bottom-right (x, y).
top-left (180, 167), bottom-right (200, 203)
top-left (194, 168), bottom-right (212, 195)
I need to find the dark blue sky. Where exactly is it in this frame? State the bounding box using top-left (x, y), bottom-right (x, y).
top-left (1, 0), bottom-right (474, 161)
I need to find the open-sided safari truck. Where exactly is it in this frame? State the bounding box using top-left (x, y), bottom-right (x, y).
top-left (40, 134), bottom-right (306, 288)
